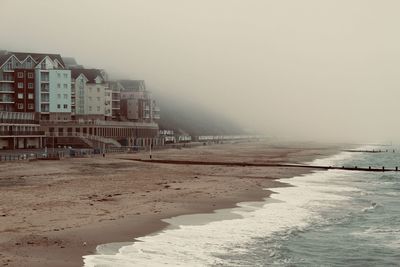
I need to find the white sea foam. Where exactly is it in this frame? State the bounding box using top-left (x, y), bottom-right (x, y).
top-left (84, 152), bottom-right (357, 267)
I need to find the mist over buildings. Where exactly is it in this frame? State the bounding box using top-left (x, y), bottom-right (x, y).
top-left (1, 0), bottom-right (400, 143)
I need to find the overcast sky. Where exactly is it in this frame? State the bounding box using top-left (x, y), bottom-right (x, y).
top-left (1, 0), bottom-right (400, 142)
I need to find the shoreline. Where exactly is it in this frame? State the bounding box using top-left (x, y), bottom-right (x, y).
top-left (0, 141), bottom-right (343, 267)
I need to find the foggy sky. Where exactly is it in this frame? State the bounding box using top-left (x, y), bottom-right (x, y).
top-left (1, 0), bottom-right (400, 143)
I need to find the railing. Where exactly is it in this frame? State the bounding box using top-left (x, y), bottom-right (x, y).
top-left (40, 120), bottom-right (158, 128)
top-left (0, 84), bottom-right (13, 92)
top-left (0, 131), bottom-right (45, 136)
top-left (0, 76), bottom-right (13, 82)
top-left (0, 118), bottom-right (39, 124)
top-left (46, 132), bottom-right (122, 148)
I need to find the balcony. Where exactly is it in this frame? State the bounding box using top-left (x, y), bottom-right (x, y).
top-left (41, 84), bottom-right (49, 92)
top-left (0, 97), bottom-right (14, 103)
top-left (0, 84), bottom-right (13, 93)
top-left (0, 73), bottom-right (14, 82)
top-left (0, 130), bottom-right (45, 136)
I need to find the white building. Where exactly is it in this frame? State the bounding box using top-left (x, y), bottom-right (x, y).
top-left (71, 69), bottom-right (111, 120)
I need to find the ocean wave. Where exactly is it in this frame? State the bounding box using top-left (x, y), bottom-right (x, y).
top-left (84, 152), bottom-right (360, 266)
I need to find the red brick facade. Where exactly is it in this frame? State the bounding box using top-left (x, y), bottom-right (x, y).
top-left (13, 69), bottom-right (35, 112)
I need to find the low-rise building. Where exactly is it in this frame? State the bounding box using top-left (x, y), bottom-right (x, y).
top-left (0, 111), bottom-right (45, 149)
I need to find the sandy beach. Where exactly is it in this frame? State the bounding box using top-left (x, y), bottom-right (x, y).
top-left (0, 141), bottom-right (341, 267)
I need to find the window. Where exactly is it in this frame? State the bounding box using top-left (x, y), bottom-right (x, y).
top-left (6, 60), bottom-right (12, 70)
top-left (28, 93), bottom-right (34, 99)
top-left (57, 104), bottom-right (61, 109)
top-left (57, 84), bottom-right (61, 89)
top-left (63, 84), bottom-right (68, 89)
top-left (17, 93), bottom-right (23, 99)
top-left (57, 94), bottom-right (61, 99)
top-left (17, 103), bottom-right (23, 109)
top-left (17, 72), bottom-right (23, 78)
top-left (97, 88), bottom-right (100, 92)
top-left (97, 106), bottom-right (100, 111)
top-left (28, 103), bottom-right (34, 110)
top-left (64, 104), bottom-right (68, 109)
top-left (28, 83), bottom-right (33, 89)
top-left (63, 73), bottom-right (68, 78)
top-left (64, 94), bottom-right (68, 99)
top-left (28, 73), bottom-right (34, 79)
top-left (57, 73), bottom-right (61, 78)
top-left (17, 82), bottom-right (23, 89)
top-left (89, 106), bottom-right (92, 111)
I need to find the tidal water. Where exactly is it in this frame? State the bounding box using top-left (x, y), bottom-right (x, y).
top-left (84, 146), bottom-right (400, 266)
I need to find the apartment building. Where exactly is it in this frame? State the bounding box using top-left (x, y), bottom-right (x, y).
top-left (71, 69), bottom-right (112, 120)
top-left (119, 80), bottom-right (160, 122)
top-left (0, 51), bottom-right (71, 120)
top-left (0, 52), bottom-right (37, 112)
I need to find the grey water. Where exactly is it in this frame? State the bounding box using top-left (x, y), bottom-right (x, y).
top-left (84, 146), bottom-right (400, 266)
top-left (214, 147), bottom-right (400, 266)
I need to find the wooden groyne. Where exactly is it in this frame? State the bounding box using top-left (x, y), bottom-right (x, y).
top-left (343, 149), bottom-right (395, 153)
top-left (132, 159), bottom-right (400, 172)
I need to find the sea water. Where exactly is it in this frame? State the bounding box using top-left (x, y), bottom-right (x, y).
top-left (84, 146), bottom-right (400, 266)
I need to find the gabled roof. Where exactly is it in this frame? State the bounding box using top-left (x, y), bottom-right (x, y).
top-left (0, 50), bottom-right (65, 68)
top-left (0, 52), bottom-right (10, 67)
top-left (71, 69), bottom-right (105, 84)
top-left (11, 51), bottom-right (65, 67)
top-left (62, 57), bottom-right (84, 69)
top-left (118, 80), bottom-right (146, 92)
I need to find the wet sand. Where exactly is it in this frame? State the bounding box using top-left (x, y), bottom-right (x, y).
top-left (0, 141), bottom-right (342, 266)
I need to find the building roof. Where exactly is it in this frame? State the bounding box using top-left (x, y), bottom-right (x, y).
top-left (0, 52), bottom-right (10, 67)
top-left (62, 57), bottom-right (78, 66)
top-left (118, 80), bottom-right (146, 92)
top-left (71, 68), bottom-right (105, 83)
top-left (0, 50), bottom-right (65, 68)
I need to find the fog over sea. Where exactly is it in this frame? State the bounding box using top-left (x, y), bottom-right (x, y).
top-left (84, 146), bottom-right (400, 266)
